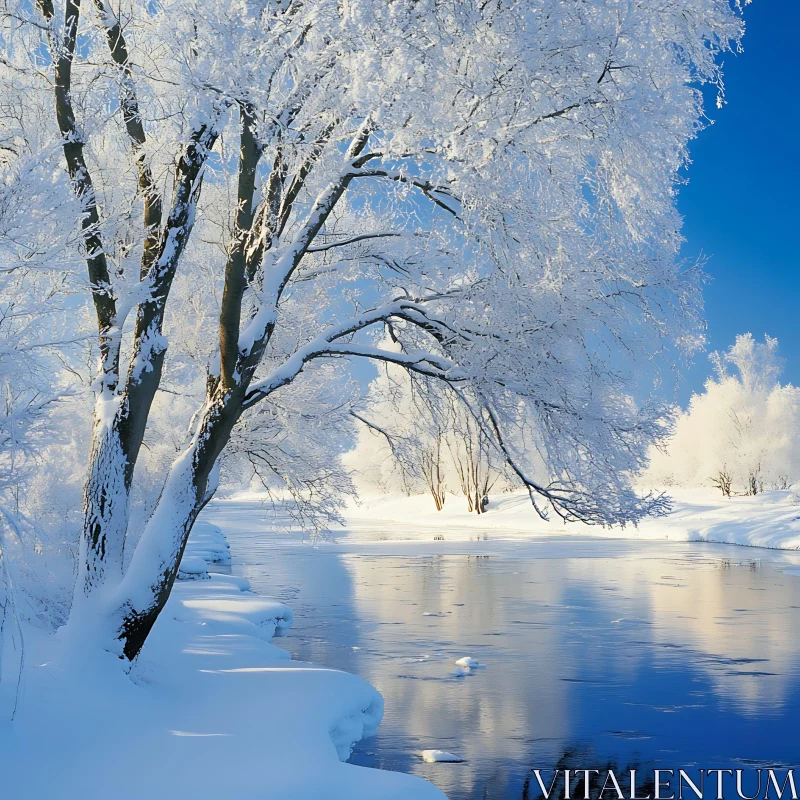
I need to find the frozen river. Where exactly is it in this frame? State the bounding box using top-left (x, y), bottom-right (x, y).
top-left (221, 521), bottom-right (800, 799)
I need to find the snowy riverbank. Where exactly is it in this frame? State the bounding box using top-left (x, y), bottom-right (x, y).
top-left (340, 488), bottom-right (800, 551)
top-left (0, 522), bottom-right (445, 800)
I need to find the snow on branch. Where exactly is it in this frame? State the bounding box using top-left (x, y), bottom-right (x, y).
top-left (306, 231), bottom-right (405, 253)
top-left (349, 169), bottom-right (461, 217)
top-left (242, 299), bottom-right (464, 409)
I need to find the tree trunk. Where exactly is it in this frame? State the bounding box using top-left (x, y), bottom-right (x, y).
top-left (79, 404), bottom-right (131, 595)
top-left (109, 393), bottom-right (240, 660)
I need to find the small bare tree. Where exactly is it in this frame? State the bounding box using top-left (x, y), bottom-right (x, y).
top-left (744, 462), bottom-right (763, 496)
top-left (772, 474), bottom-right (792, 491)
top-left (711, 466), bottom-right (733, 498)
top-left (447, 407), bottom-right (501, 514)
top-left (420, 428), bottom-right (447, 512)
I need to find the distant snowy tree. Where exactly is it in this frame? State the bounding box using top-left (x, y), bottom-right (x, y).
top-left (1, 0), bottom-right (745, 660)
top-left (345, 354), bottom-right (512, 513)
top-left (446, 401), bottom-right (506, 515)
top-left (646, 335), bottom-right (800, 495)
top-left (0, 140), bottom-right (82, 523)
top-left (344, 350), bottom-right (448, 504)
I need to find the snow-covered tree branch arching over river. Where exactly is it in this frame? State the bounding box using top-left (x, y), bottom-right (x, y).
top-left (1, 0), bottom-right (744, 661)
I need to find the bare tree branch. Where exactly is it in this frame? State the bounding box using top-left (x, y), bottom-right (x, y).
top-left (306, 231), bottom-right (403, 253)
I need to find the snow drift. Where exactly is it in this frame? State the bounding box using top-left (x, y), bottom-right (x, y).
top-left (0, 525), bottom-right (445, 800)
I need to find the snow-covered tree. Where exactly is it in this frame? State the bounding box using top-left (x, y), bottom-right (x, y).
top-left (0, 132), bottom-right (83, 520)
top-left (1, 0), bottom-right (745, 661)
top-left (646, 334), bottom-right (800, 495)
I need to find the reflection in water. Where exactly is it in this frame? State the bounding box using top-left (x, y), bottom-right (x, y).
top-left (227, 534), bottom-right (800, 800)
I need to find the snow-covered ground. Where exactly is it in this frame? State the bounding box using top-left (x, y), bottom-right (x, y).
top-left (0, 521), bottom-right (445, 800)
top-left (340, 488), bottom-right (800, 551)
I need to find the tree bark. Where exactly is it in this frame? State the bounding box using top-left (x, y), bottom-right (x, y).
top-left (219, 106), bottom-right (261, 388)
top-left (112, 391), bottom-right (242, 660)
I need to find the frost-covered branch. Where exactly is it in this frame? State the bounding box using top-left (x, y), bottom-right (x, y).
top-left (92, 0), bottom-right (162, 279)
top-left (243, 299), bottom-right (463, 409)
top-left (350, 169), bottom-right (461, 217)
top-left (37, 0), bottom-right (118, 388)
top-left (306, 231), bottom-right (404, 253)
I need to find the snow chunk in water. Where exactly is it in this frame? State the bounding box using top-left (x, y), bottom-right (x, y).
top-left (422, 750), bottom-right (463, 763)
top-left (454, 656), bottom-right (484, 668)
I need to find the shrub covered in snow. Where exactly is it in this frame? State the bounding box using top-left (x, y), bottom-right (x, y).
top-left (645, 335), bottom-right (800, 495)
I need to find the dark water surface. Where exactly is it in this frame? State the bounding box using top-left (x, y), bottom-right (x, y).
top-left (223, 529), bottom-right (800, 799)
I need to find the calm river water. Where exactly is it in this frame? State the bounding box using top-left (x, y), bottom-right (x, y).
top-left (223, 527), bottom-right (800, 800)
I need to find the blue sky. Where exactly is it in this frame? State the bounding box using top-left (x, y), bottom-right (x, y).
top-left (677, 0), bottom-right (800, 401)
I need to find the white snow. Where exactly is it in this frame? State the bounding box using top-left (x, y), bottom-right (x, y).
top-left (454, 657), bottom-right (483, 668)
top-left (177, 554), bottom-right (210, 579)
top-left (0, 526), bottom-right (446, 800)
top-left (338, 488), bottom-right (800, 551)
top-left (183, 521), bottom-right (232, 565)
top-left (178, 521), bottom-right (234, 580)
top-left (422, 750), bottom-right (464, 763)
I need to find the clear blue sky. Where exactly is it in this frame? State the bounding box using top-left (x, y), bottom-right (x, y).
top-left (677, 0), bottom-right (800, 402)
